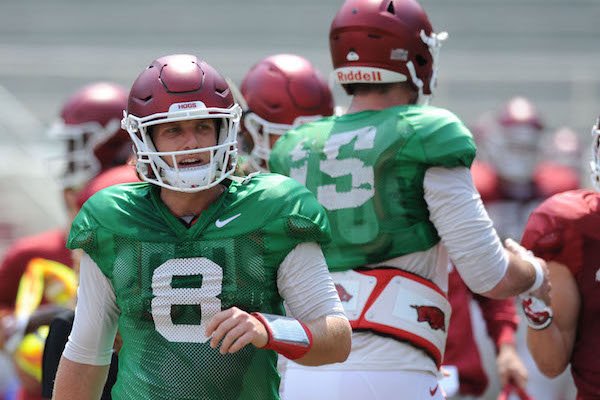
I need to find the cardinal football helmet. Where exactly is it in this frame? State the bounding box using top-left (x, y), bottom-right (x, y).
top-left (329, 0), bottom-right (447, 104)
top-left (48, 82), bottom-right (130, 189)
top-left (122, 54), bottom-right (242, 192)
top-left (241, 54), bottom-right (334, 171)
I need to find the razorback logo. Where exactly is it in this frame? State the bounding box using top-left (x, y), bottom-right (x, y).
top-left (521, 298), bottom-right (551, 325)
top-left (335, 283), bottom-right (353, 302)
top-left (411, 305), bottom-right (446, 331)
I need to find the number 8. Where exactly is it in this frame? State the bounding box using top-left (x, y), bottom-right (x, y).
top-left (151, 257), bottom-right (223, 343)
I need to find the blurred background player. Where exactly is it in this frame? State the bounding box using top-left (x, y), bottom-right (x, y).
top-left (237, 53), bottom-right (334, 174)
top-left (270, 0), bottom-right (551, 399)
top-left (474, 96), bottom-right (580, 236)
top-left (472, 96), bottom-right (579, 399)
top-left (520, 115), bottom-right (600, 400)
top-left (443, 266), bottom-right (527, 399)
top-left (41, 164), bottom-right (139, 400)
top-left (0, 81), bottom-right (130, 400)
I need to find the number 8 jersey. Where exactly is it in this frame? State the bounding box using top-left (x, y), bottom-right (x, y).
top-left (269, 104), bottom-right (476, 271)
top-left (67, 174), bottom-right (330, 400)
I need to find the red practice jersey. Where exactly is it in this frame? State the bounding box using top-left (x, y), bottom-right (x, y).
top-left (522, 189), bottom-right (600, 399)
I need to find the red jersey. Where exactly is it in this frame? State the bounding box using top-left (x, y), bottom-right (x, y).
top-left (521, 190), bottom-right (600, 399)
top-left (0, 228), bottom-right (72, 311)
top-left (443, 267), bottom-right (518, 396)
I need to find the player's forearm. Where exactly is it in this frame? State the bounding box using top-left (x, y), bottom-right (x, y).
top-left (293, 315), bottom-right (351, 366)
top-left (481, 251), bottom-right (536, 299)
top-left (53, 356), bottom-right (109, 400)
top-left (526, 325), bottom-right (571, 377)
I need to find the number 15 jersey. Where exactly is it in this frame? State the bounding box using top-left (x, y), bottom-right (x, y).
top-left (67, 174), bottom-right (330, 400)
top-left (269, 104), bottom-right (476, 271)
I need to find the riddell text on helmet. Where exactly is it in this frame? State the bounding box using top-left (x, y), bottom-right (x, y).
top-left (337, 70), bottom-right (383, 83)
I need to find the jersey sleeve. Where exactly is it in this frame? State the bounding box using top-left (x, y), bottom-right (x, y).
top-left (67, 206), bottom-right (99, 259)
top-left (259, 174), bottom-right (331, 264)
top-left (416, 108), bottom-right (477, 168)
top-left (474, 294), bottom-right (518, 351)
top-left (521, 190), bottom-right (600, 276)
top-left (409, 107), bottom-right (476, 168)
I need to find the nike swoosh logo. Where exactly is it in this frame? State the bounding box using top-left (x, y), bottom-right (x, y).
top-left (215, 213), bottom-right (241, 228)
top-left (429, 385), bottom-right (438, 396)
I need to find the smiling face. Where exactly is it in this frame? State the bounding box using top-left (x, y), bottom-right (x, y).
top-left (151, 118), bottom-right (218, 167)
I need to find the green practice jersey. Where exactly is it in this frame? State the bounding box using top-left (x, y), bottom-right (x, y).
top-left (269, 104), bottom-right (476, 271)
top-left (67, 174), bottom-right (330, 400)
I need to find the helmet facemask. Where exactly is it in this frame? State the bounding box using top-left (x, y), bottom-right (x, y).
top-left (242, 112), bottom-right (323, 172)
top-left (47, 118), bottom-right (122, 189)
top-left (123, 103), bottom-right (242, 193)
top-left (410, 30), bottom-right (448, 105)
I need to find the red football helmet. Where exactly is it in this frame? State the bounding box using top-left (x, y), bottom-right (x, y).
top-left (240, 54), bottom-right (334, 170)
top-left (48, 82), bottom-right (130, 189)
top-left (590, 116), bottom-right (600, 190)
top-left (122, 54), bottom-right (242, 192)
top-left (329, 0), bottom-right (447, 103)
top-left (484, 97), bottom-right (545, 183)
top-left (76, 165), bottom-right (140, 209)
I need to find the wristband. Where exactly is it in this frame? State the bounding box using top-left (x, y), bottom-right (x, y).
top-left (523, 253), bottom-right (544, 294)
top-left (520, 295), bottom-right (553, 330)
top-left (251, 312), bottom-right (313, 360)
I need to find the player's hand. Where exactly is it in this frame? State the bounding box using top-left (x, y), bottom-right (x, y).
top-left (496, 343), bottom-right (528, 389)
top-left (504, 238), bottom-right (551, 305)
top-left (205, 307), bottom-right (268, 354)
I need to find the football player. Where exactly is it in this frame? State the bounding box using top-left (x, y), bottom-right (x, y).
top-left (52, 54), bottom-right (351, 400)
top-left (237, 53), bottom-right (333, 174)
top-left (473, 97), bottom-right (580, 239)
top-left (0, 81), bottom-right (130, 400)
top-left (520, 115), bottom-right (600, 400)
top-left (269, 1), bottom-right (550, 398)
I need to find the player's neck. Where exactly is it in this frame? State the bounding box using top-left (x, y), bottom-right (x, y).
top-left (160, 184), bottom-right (226, 218)
top-left (347, 86), bottom-right (415, 114)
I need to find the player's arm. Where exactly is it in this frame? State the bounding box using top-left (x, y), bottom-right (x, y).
top-left (53, 358), bottom-right (109, 400)
top-left (53, 253), bottom-right (119, 399)
top-left (527, 260), bottom-right (579, 377)
top-left (271, 241), bottom-right (351, 365)
top-left (424, 166), bottom-right (549, 301)
top-left (205, 242), bottom-right (351, 365)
